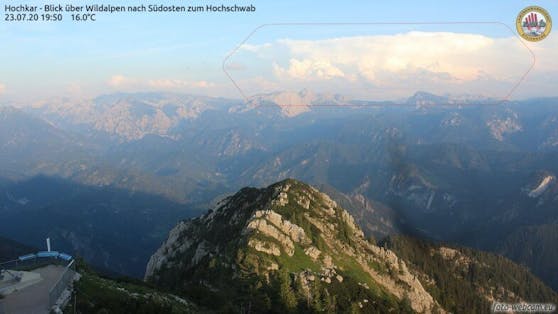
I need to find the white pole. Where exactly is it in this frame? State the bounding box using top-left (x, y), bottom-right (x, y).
top-left (46, 238), bottom-right (51, 252)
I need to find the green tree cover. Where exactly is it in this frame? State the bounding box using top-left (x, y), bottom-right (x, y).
top-left (382, 236), bottom-right (558, 314)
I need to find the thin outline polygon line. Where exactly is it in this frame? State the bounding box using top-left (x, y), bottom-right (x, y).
top-left (222, 22), bottom-right (536, 107)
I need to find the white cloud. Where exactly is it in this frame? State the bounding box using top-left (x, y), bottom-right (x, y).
top-left (108, 75), bottom-right (138, 88)
top-left (148, 79), bottom-right (214, 89)
top-left (273, 58), bottom-right (345, 80)
top-left (273, 32), bottom-right (527, 82)
top-left (239, 43), bottom-right (273, 54)
top-left (107, 75), bottom-right (214, 91)
top-left (232, 31), bottom-right (540, 98)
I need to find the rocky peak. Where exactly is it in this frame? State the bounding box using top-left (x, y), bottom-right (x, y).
top-left (246, 90), bottom-right (348, 117)
top-left (406, 91), bottom-right (495, 107)
top-left (486, 109), bottom-right (523, 141)
top-left (145, 179), bottom-right (441, 313)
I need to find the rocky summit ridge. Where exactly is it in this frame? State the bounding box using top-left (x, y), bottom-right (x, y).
top-left (145, 179), bottom-right (442, 313)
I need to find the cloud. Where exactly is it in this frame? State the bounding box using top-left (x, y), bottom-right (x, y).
top-left (0, 83), bottom-right (5, 94)
top-left (239, 43), bottom-right (273, 54)
top-left (273, 58), bottom-right (345, 80)
top-left (272, 32), bottom-right (526, 82)
top-left (232, 31), bottom-right (538, 98)
top-left (148, 79), bottom-right (214, 89)
top-left (108, 75), bottom-right (138, 88)
top-left (107, 75), bottom-right (214, 91)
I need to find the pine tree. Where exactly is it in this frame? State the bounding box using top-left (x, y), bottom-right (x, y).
top-left (278, 270), bottom-right (297, 311)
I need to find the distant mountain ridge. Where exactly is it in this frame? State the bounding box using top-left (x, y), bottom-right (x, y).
top-left (2, 90), bottom-right (558, 291)
top-left (406, 91), bottom-right (497, 107)
top-left (5, 90), bottom-right (510, 141)
top-left (17, 92), bottom-right (241, 141)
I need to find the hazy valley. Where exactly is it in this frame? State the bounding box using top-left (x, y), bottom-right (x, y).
top-left (1, 90), bottom-right (558, 312)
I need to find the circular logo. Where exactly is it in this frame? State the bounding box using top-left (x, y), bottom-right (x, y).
top-left (516, 6), bottom-right (552, 42)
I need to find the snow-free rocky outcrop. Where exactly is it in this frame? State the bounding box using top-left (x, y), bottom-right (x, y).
top-left (145, 179), bottom-right (444, 313)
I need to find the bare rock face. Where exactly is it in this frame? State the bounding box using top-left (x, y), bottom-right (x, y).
top-left (28, 94), bottom-right (223, 141)
top-left (244, 215), bottom-right (296, 256)
top-left (528, 175), bottom-right (556, 198)
top-left (304, 246), bottom-right (321, 261)
top-left (246, 90), bottom-right (348, 117)
top-left (486, 110), bottom-right (522, 141)
top-left (145, 221), bottom-right (192, 280)
top-left (247, 210), bottom-right (310, 245)
top-left (145, 179), bottom-right (442, 313)
top-left (248, 238), bottom-right (281, 256)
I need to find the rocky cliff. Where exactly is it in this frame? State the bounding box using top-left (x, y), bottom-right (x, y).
top-left (145, 179), bottom-right (442, 313)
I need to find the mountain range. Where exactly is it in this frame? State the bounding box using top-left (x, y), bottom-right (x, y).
top-left (1, 90), bottom-right (558, 293)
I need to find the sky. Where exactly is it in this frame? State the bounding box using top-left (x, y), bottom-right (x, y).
top-left (0, 0), bottom-right (557, 102)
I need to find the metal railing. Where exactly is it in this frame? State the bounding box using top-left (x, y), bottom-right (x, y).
top-left (0, 259), bottom-right (20, 271)
top-left (48, 260), bottom-right (76, 308)
top-left (1, 252), bottom-right (73, 272)
top-left (1, 252), bottom-right (76, 311)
